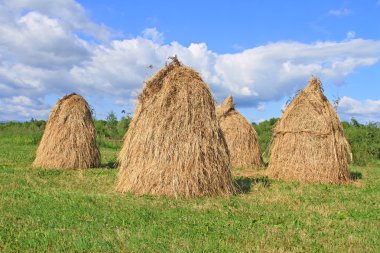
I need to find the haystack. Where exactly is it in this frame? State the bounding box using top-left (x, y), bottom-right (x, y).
top-left (116, 57), bottom-right (234, 197)
top-left (267, 77), bottom-right (351, 183)
top-left (33, 93), bottom-right (101, 169)
top-left (216, 96), bottom-right (264, 169)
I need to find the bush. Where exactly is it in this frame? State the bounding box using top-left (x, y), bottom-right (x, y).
top-left (343, 119), bottom-right (380, 165)
top-left (253, 118), bottom-right (278, 157)
top-left (94, 112), bottom-right (132, 148)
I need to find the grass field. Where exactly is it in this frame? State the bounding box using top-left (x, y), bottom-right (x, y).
top-left (0, 128), bottom-right (379, 252)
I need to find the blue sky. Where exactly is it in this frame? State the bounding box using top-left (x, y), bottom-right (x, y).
top-left (0, 0), bottom-right (379, 123)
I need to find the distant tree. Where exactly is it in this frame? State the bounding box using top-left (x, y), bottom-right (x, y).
top-left (117, 116), bottom-right (131, 138)
top-left (105, 111), bottom-right (118, 138)
top-left (106, 112), bottom-right (118, 126)
top-left (253, 118), bottom-right (279, 156)
top-left (350, 118), bottom-right (361, 127)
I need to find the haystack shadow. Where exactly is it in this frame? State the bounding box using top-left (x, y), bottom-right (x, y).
top-left (101, 161), bottom-right (118, 169)
top-left (234, 176), bottom-right (271, 194)
top-left (350, 171), bottom-right (363, 181)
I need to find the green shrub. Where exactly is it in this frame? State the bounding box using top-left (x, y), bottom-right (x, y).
top-left (1, 116), bottom-right (379, 165)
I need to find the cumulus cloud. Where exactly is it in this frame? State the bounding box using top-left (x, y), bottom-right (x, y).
top-left (328, 8), bottom-right (351, 16)
top-left (338, 96), bottom-right (380, 122)
top-left (0, 96), bottom-right (50, 121)
top-left (346, 31), bottom-right (356, 39)
top-left (213, 40), bottom-right (379, 101)
top-left (0, 11), bottom-right (91, 69)
top-left (0, 63), bottom-right (76, 98)
top-left (70, 38), bottom-right (380, 105)
top-left (70, 39), bottom-right (219, 99)
top-left (1, 0), bottom-right (380, 122)
top-left (1, 0), bottom-right (111, 41)
top-left (142, 28), bottom-right (164, 44)
top-left (256, 103), bottom-right (266, 112)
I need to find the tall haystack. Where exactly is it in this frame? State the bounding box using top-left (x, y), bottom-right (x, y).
top-left (216, 96), bottom-right (264, 169)
top-left (267, 77), bottom-right (351, 183)
top-left (116, 58), bottom-right (234, 197)
top-left (33, 93), bottom-right (101, 169)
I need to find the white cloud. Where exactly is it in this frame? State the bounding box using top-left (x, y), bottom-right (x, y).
top-left (0, 96), bottom-right (50, 121)
top-left (1, 0), bottom-right (111, 41)
top-left (69, 39), bottom-right (219, 98)
top-left (1, 1), bottom-right (380, 122)
top-left (346, 31), bottom-right (356, 39)
top-left (256, 103), bottom-right (265, 112)
top-left (70, 38), bottom-right (380, 104)
top-left (0, 11), bottom-right (91, 69)
top-left (338, 96), bottom-right (380, 122)
top-left (328, 8), bottom-right (351, 16)
top-left (0, 63), bottom-right (75, 98)
top-left (4, 96), bottom-right (34, 106)
top-left (142, 28), bottom-right (164, 44)
top-left (213, 40), bottom-right (380, 100)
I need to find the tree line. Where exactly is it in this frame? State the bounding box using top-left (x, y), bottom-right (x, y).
top-left (1, 113), bottom-right (379, 166)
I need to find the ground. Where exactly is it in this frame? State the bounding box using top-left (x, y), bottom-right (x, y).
top-left (0, 133), bottom-right (379, 252)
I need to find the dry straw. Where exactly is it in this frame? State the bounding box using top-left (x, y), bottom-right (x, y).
top-left (216, 96), bottom-right (264, 169)
top-left (33, 93), bottom-right (101, 169)
top-left (267, 76), bottom-right (351, 184)
top-left (116, 57), bottom-right (235, 197)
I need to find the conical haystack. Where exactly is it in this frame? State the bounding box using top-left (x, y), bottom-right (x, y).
top-left (117, 58), bottom-right (234, 197)
top-left (33, 93), bottom-right (101, 169)
top-left (267, 77), bottom-right (351, 183)
top-left (216, 96), bottom-right (264, 169)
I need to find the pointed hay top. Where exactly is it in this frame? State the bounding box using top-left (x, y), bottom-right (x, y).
top-left (168, 55), bottom-right (182, 67)
top-left (304, 76), bottom-right (323, 94)
top-left (217, 96), bottom-right (235, 117)
top-left (223, 96), bottom-right (235, 110)
top-left (141, 55), bottom-right (185, 101)
top-left (60, 93), bottom-right (79, 102)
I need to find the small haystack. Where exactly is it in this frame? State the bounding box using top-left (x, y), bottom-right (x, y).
top-left (216, 96), bottom-right (264, 169)
top-left (33, 93), bottom-right (101, 169)
top-left (267, 77), bottom-right (351, 183)
top-left (116, 57), bottom-right (234, 197)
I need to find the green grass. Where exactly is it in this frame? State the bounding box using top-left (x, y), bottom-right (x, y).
top-left (0, 130), bottom-right (379, 252)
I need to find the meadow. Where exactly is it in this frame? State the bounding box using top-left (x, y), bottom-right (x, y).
top-left (0, 120), bottom-right (379, 252)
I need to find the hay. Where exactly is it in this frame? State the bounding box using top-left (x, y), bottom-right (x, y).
top-left (116, 58), bottom-right (234, 197)
top-left (267, 76), bottom-right (351, 184)
top-left (33, 93), bottom-right (101, 169)
top-left (216, 96), bottom-right (264, 169)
